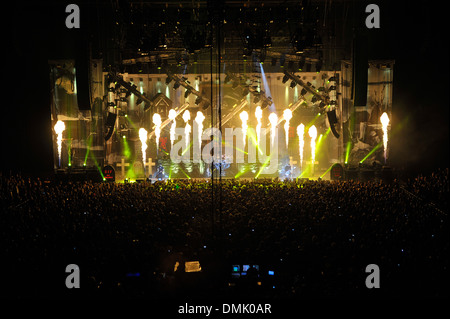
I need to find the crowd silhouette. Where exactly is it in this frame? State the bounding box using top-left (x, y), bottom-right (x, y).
top-left (1, 168), bottom-right (448, 299)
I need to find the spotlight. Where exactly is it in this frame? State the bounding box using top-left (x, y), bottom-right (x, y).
top-left (329, 85), bottom-right (336, 91)
top-left (195, 96), bottom-right (202, 105)
top-left (261, 99), bottom-right (270, 109)
top-left (290, 81), bottom-right (296, 88)
top-left (300, 88), bottom-right (307, 96)
top-left (311, 96), bottom-right (318, 103)
top-left (202, 100), bottom-right (210, 110)
top-left (253, 95), bottom-right (261, 103)
top-left (165, 77), bottom-right (172, 85)
top-left (184, 90), bottom-right (191, 98)
top-left (136, 98), bottom-right (143, 105)
top-left (173, 82), bottom-right (180, 90)
top-left (107, 87), bottom-right (115, 93)
top-left (282, 74), bottom-right (289, 84)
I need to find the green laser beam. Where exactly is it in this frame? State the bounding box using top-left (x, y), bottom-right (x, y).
top-left (255, 155), bottom-right (271, 179)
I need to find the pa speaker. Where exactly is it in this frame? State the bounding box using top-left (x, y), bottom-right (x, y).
top-left (75, 54), bottom-right (91, 111)
top-left (105, 112), bottom-right (117, 141)
top-left (352, 35), bottom-right (368, 107)
top-left (327, 109), bottom-right (340, 138)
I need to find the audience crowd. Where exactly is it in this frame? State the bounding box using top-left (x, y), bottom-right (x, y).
top-left (1, 168), bottom-right (448, 299)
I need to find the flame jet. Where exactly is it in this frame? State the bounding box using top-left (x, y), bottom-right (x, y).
top-left (283, 109), bottom-right (292, 148)
top-left (152, 113), bottom-right (162, 151)
top-left (54, 120), bottom-right (65, 167)
top-left (139, 128), bottom-right (148, 165)
top-left (309, 125), bottom-right (317, 174)
top-left (297, 123), bottom-right (304, 169)
top-left (168, 109), bottom-right (177, 148)
top-left (182, 110), bottom-right (191, 149)
top-left (380, 112), bottom-right (390, 163)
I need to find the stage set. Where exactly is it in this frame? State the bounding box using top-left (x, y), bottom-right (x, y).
top-left (48, 2), bottom-right (393, 183)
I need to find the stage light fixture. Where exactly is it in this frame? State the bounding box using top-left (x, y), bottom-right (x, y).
top-left (136, 98), bottom-right (143, 105)
top-left (107, 87), bottom-right (115, 93)
top-left (195, 96), bottom-right (202, 105)
top-left (173, 82), bottom-right (180, 90)
top-left (300, 88), bottom-right (307, 96)
top-left (282, 74), bottom-right (289, 84)
top-left (290, 81), bottom-right (296, 88)
top-left (165, 77), bottom-right (172, 85)
top-left (253, 95), bottom-right (261, 103)
top-left (184, 90), bottom-right (191, 98)
top-left (311, 96), bottom-right (318, 103)
top-left (261, 99), bottom-right (270, 109)
top-left (202, 100), bottom-right (210, 110)
top-left (329, 85), bottom-right (337, 91)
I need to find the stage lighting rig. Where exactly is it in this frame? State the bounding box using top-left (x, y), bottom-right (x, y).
top-left (108, 72), bottom-right (155, 112)
top-left (281, 70), bottom-right (330, 105)
top-left (166, 70), bottom-right (211, 110)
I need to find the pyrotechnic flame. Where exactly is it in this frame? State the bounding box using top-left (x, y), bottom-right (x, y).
top-left (255, 106), bottom-right (262, 145)
top-left (309, 125), bottom-right (317, 172)
top-left (195, 111), bottom-right (205, 151)
top-left (168, 109), bottom-right (177, 148)
top-left (152, 113), bottom-right (162, 150)
top-left (240, 111), bottom-right (248, 147)
top-left (297, 123), bottom-right (304, 168)
top-left (139, 128), bottom-right (148, 164)
top-left (380, 112), bottom-right (390, 163)
top-left (54, 120), bottom-right (65, 167)
top-left (183, 110), bottom-right (191, 149)
top-left (283, 109), bottom-right (292, 147)
top-left (269, 112), bottom-right (278, 147)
